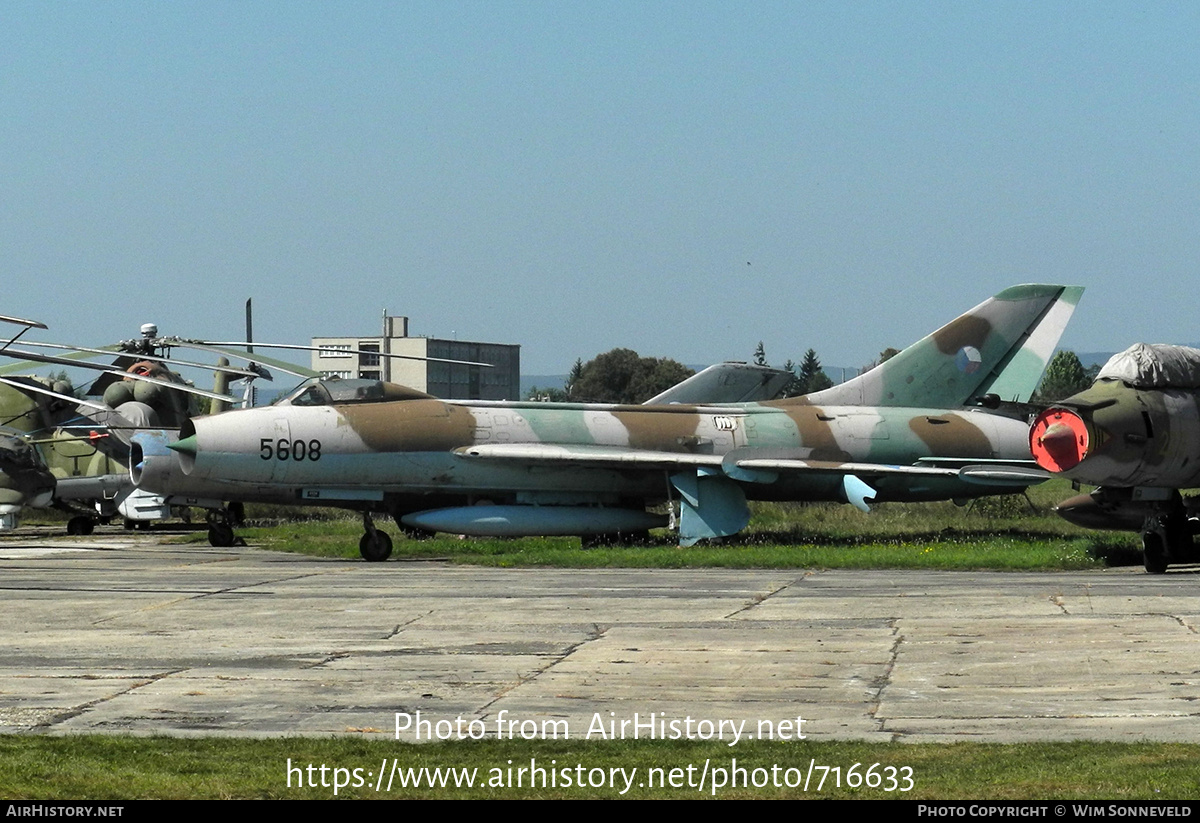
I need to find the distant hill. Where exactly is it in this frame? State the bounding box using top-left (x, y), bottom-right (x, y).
top-left (1075, 351), bottom-right (1116, 370)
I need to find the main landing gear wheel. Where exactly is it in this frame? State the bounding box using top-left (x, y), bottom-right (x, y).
top-left (360, 512), bottom-right (393, 562)
top-left (205, 508), bottom-right (240, 548)
top-left (66, 516), bottom-right (94, 536)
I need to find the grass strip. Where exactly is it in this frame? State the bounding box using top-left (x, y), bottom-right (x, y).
top-left (1, 736), bottom-right (1197, 800)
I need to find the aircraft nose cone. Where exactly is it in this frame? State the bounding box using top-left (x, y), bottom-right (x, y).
top-left (167, 435), bottom-right (198, 456)
top-left (1030, 408), bottom-right (1089, 472)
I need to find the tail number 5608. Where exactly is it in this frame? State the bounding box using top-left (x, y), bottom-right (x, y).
top-left (260, 438), bottom-right (322, 461)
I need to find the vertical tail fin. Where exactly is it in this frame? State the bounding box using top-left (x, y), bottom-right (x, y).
top-left (797, 284), bottom-right (1084, 408)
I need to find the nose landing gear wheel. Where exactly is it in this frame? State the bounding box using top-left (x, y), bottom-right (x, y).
top-left (359, 530), bottom-right (393, 562)
top-left (1142, 529), bottom-right (1169, 575)
top-left (66, 516), bottom-right (94, 536)
top-left (205, 507), bottom-right (240, 547)
top-left (1141, 510), bottom-right (1190, 575)
top-left (208, 522), bottom-right (236, 547)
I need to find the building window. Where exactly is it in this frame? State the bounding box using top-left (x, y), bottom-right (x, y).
top-left (319, 345), bottom-right (352, 358)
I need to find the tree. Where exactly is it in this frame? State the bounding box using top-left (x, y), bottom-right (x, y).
top-left (858, 346), bottom-right (901, 376)
top-left (564, 358), bottom-right (584, 397)
top-left (780, 359), bottom-right (805, 398)
top-left (796, 348), bottom-right (834, 394)
top-left (1034, 350), bottom-right (1092, 403)
top-left (753, 341), bottom-right (767, 366)
top-left (567, 348), bottom-right (695, 404)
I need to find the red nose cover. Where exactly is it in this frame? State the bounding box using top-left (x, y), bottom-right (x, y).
top-left (1030, 408), bottom-right (1089, 472)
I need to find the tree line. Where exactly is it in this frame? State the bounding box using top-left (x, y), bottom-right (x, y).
top-left (526, 345), bottom-right (1098, 405)
top-left (527, 344), bottom-right (849, 404)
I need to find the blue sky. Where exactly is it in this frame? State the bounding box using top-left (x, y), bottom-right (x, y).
top-left (2, 2), bottom-right (1197, 378)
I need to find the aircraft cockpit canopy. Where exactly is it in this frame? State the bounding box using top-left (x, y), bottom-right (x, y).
top-left (279, 378), bottom-right (434, 407)
top-left (1096, 343), bottom-right (1200, 390)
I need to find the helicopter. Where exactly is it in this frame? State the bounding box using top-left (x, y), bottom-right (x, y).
top-left (0, 311), bottom-right (495, 543)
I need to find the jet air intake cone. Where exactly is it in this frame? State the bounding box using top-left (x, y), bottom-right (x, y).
top-left (1030, 408), bottom-right (1089, 472)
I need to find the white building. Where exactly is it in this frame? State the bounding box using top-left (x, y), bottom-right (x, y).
top-left (311, 315), bottom-right (520, 401)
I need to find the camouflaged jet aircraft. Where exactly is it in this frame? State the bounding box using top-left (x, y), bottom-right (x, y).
top-left (1030, 343), bottom-right (1200, 573)
top-left (131, 284), bottom-right (1083, 558)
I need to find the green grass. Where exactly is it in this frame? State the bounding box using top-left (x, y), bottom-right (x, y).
top-left (1, 736), bottom-right (1198, 799)
top-left (189, 479), bottom-right (1142, 571)
top-left (220, 524), bottom-right (1131, 571)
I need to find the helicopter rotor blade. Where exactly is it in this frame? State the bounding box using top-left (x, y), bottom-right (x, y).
top-left (150, 338), bottom-right (318, 379)
top-left (0, 314), bottom-right (49, 354)
top-left (0, 348), bottom-right (240, 405)
top-left (198, 340), bottom-right (495, 368)
top-left (14, 341), bottom-right (262, 379)
top-left (0, 314), bottom-right (47, 330)
top-left (0, 376), bottom-right (111, 412)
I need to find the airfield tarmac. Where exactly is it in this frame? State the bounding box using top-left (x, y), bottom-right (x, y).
top-left (1, 529), bottom-right (1199, 743)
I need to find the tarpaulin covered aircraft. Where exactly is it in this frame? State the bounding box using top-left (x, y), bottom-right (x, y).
top-left (1031, 343), bottom-right (1200, 573)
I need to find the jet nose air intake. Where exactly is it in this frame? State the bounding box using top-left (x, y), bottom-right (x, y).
top-left (1030, 407), bottom-right (1089, 472)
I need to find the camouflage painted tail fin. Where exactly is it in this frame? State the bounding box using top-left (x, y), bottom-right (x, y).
top-left (801, 284), bottom-right (1084, 408)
